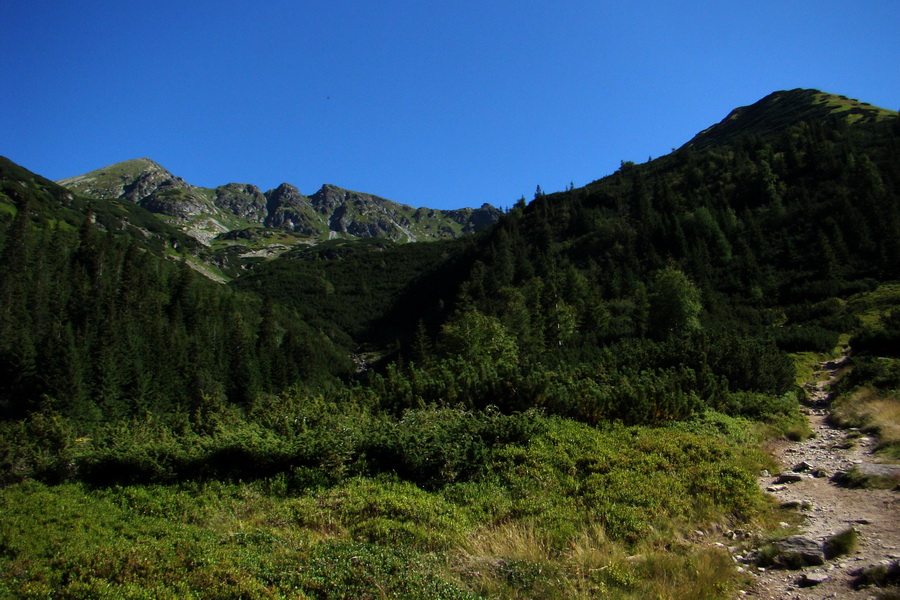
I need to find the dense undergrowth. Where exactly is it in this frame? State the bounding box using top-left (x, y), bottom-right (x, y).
top-left (0, 400), bottom-right (773, 599)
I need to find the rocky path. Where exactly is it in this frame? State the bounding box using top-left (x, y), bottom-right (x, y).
top-left (742, 356), bottom-right (900, 599)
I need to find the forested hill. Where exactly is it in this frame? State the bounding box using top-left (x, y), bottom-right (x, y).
top-left (234, 89), bottom-right (900, 361)
top-left (0, 155), bottom-right (200, 254)
top-left (0, 159), bottom-right (351, 421)
top-left (1, 87), bottom-right (898, 423)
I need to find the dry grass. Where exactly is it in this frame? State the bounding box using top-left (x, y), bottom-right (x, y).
top-left (832, 388), bottom-right (900, 458)
top-left (454, 521), bottom-right (746, 600)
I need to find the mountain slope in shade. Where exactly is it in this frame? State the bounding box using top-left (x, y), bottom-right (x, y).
top-left (59, 160), bottom-right (502, 246)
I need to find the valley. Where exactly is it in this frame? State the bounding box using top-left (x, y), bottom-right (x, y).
top-left (0, 88), bottom-right (898, 598)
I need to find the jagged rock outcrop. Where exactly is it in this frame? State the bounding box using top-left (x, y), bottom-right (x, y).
top-left (214, 183), bottom-right (268, 221)
top-left (140, 184), bottom-right (209, 218)
top-left (262, 183), bottom-right (321, 235)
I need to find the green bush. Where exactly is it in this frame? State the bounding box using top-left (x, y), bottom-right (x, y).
top-left (774, 325), bottom-right (840, 352)
top-left (362, 406), bottom-right (542, 489)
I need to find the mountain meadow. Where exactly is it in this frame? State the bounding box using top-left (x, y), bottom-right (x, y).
top-left (1, 88), bottom-right (899, 599)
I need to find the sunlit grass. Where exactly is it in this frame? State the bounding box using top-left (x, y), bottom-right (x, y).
top-left (847, 282), bottom-right (900, 329)
top-left (832, 387), bottom-right (900, 460)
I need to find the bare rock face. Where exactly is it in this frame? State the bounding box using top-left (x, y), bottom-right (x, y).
top-left (215, 183), bottom-right (268, 221)
top-left (263, 184), bottom-right (321, 235)
top-left (122, 170), bottom-right (187, 204)
top-left (139, 182), bottom-right (208, 219)
top-left (445, 203), bottom-right (503, 233)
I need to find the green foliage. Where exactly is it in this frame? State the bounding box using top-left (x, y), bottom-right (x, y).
top-left (647, 266), bottom-right (702, 337)
top-left (486, 417), bottom-right (762, 543)
top-left (852, 561), bottom-right (900, 590)
top-left (0, 207), bottom-right (350, 422)
top-left (851, 309), bottom-right (900, 357)
top-left (298, 477), bottom-right (473, 550)
top-left (232, 236), bottom-right (474, 349)
top-left (298, 541), bottom-right (478, 600)
top-left (438, 308), bottom-right (519, 370)
top-left (362, 406), bottom-right (541, 489)
top-left (0, 408), bottom-right (766, 599)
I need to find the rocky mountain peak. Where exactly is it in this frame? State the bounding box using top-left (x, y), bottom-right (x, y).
top-left (265, 183), bottom-right (309, 209)
top-left (58, 157), bottom-right (182, 202)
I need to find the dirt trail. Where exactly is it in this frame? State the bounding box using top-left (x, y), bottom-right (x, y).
top-left (742, 356), bottom-right (900, 599)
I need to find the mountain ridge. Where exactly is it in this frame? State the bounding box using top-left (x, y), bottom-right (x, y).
top-left (58, 160), bottom-right (502, 246)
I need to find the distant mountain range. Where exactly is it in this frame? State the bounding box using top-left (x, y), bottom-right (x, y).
top-left (58, 159), bottom-right (502, 246)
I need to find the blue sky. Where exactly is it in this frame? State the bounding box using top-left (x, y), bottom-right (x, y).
top-left (2, 1), bottom-right (898, 210)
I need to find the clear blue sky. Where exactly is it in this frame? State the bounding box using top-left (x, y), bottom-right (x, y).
top-left (2, 1), bottom-right (897, 210)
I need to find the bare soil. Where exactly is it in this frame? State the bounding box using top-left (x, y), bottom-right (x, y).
top-left (741, 356), bottom-right (900, 599)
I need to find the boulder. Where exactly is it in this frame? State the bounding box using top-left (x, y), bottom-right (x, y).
top-left (855, 463), bottom-right (900, 479)
top-left (773, 536), bottom-right (826, 569)
top-left (774, 473), bottom-right (805, 484)
top-left (798, 571), bottom-right (829, 587)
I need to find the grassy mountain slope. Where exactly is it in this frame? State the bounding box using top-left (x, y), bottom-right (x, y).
top-left (1, 156), bottom-right (200, 253)
top-left (684, 88), bottom-right (896, 150)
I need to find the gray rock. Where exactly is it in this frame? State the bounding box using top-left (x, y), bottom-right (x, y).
top-left (775, 473), bottom-right (806, 484)
top-left (798, 571), bottom-right (829, 587)
top-left (855, 463), bottom-right (900, 479)
top-left (774, 536), bottom-right (826, 568)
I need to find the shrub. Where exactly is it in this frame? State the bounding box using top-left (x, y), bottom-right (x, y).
top-left (775, 325), bottom-right (840, 353)
top-left (298, 541), bottom-right (477, 600)
top-left (852, 560), bottom-right (900, 589)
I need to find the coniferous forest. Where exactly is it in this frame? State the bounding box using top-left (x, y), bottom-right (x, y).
top-left (1, 89), bottom-right (899, 598)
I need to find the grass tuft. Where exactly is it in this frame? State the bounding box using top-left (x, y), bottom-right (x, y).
top-left (824, 528), bottom-right (859, 559)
